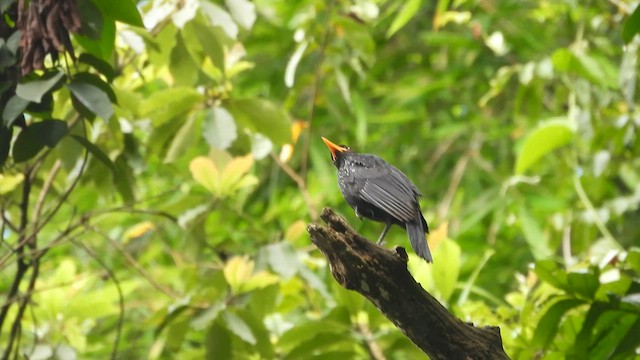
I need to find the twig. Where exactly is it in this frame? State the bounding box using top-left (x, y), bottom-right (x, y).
top-left (437, 134), bottom-right (483, 220)
top-left (356, 322), bottom-right (386, 360)
top-left (0, 165), bottom-right (32, 359)
top-left (88, 225), bottom-right (181, 299)
top-left (573, 176), bottom-right (621, 249)
top-left (270, 153), bottom-right (318, 221)
top-left (33, 159), bottom-right (61, 227)
top-left (299, 0), bottom-right (335, 182)
top-left (70, 238), bottom-right (124, 360)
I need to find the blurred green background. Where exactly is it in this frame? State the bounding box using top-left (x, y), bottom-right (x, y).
top-left (1, 0), bottom-right (640, 358)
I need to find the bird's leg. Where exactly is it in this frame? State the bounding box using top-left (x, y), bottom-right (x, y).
top-left (377, 222), bottom-right (391, 245)
top-left (354, 207), bottom-right (364, 221)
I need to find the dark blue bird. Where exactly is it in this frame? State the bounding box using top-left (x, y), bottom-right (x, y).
top-left (322, 137), bottom-right (432, 263)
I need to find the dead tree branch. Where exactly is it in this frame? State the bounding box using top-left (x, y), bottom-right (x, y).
top-left (307, 208), bottom-right (510, 360)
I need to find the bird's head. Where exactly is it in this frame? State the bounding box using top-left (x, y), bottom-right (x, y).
top-left (321, 136), bottom-right (352, 167)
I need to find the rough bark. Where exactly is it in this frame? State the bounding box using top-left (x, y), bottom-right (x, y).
top-left (307, 208), bottom-right (510, 360)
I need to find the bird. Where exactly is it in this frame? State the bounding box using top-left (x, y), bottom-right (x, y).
top-left (321, 136), bottom-right (432, 263)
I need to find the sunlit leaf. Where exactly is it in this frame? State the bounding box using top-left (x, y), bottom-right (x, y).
top-left (519, 207), bottom-right (553, 260)
top-left (515, 118), bottom-right (574, 174)
top-left (535, 260), bottom-right (570, 293)
top-left (220, 154), bottom-right (254, 192)
top-left (202, 107), bottom-right (237, 150)
top-left (285, 41), bottom-right (308, 88)
top-left (200, 2), bottom-right (238, 39)
top-left (0, 173), bottom-right (24, 195)
top-left (226, 98), bottom-right (292, 145)
top-left (139, 87), bottom-right (203, 125)
top-left (387, 0), bottom-right (421, 38)
top-left (165, 115), bottom-right (197, 163)
top-left (189, 156), bottom-right (221, 194)
top-left (225, 0), bottom-right (256, 30)
top-left (431, 238), bottom-right (460, 301)
top-left (223, 256), bottom-right (254, 293)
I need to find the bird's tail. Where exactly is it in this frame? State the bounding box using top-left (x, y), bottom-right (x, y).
top-left (406, 215), bottom-right (432, 263)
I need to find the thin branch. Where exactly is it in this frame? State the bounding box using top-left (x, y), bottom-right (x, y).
top-left (87, 225), bottom-right (181, 299)
top-left (33, 159), bottom-right (61, 227)
top-left (270, 152), bottom-right (318, 221)
top-left (0, 165), bottom-right (32, 345)
top-left (70, 238), bottom-right (124, 360)
top-left (573, 176), bottom-right (621, 249)
top-left (356, 322), bottom-right (386, 360)
top-left (299, 0), bottom-right (335, 182)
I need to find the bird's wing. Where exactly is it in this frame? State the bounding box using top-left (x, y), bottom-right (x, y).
top-left (359, 169), bottom-right (418, 223)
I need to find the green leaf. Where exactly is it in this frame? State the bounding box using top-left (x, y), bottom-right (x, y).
top-left (226, 0), bottom-right (256, 30)
top-left (2, 95), bottom-right (29, 127)
top-left (574, 302), bottom-right (609, 356)
top-left (75, 18), bottom-right (115, 60)
top-left (72, 72), bottom-right (117, 103)
top-left (622, 4), bottom-right (640, 43)
top-left (387, 0), bottom-right (422, 38)
top-left (590, 312), bottom-right (638, 359)
top-left (567, 271), bottom-right (600, 299)
top-left (70, 135), bottom-right (116, 173)
top-left (202, 107), bottom-right (237, 150)
top-left (67, 80), bottom-right (114, 121)
top-left (165, 115), bottom-right (197, 163)
top-left (225, 98), bottom-right (292, 145)
top-left (200, 2), bottom-right (238, 40)
top-left (0, 125), bottom-right (12, 167)
top-left (16, 71), bottom-right (65, 103)
top-left (205, 322), bottom-right (232, 360)
top-left (0, 173), bottom-right (24, 195)
top-left (626, 248), bottom-right (640, 273)
top-left (77, 0), bottom-right (103, 39)
top-left (552, 49), bottom-right (618, 88)
top-left (93, 0), bottom-right (144, 27)
top-left (531, 298), bottom-right (585, 348)
top-left (78, 53), bottom-right (116, 81)
top-left (261, 242), bottom-right (300, 280)
top-left (431, 238), bottom-right (461, 301)
top-left (534, 260), bottom-right (568, 291)
top-left (189, 156), bottom-right (221, 195)
top-left (519, 206), bottom-right (553, 260)
top-left (113, 154), bottom-right (135, 204)
top-left (611, 315), bottom-right (640, 358)
top-left (169, 32), bottom-right (198, 86)
top-left (222, 311), bottom-right (256, 345)
top-left (12, 120), bottom-right (68, 162)
top-left (139, 87), bottom-right (203, 125)
top-left (515, 117), bottom-right (574, 174)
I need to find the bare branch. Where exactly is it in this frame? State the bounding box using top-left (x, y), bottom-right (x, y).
top-left (308, 208), bottom-right (509, 360)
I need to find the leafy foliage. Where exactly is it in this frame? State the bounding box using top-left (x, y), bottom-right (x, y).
top-left (1, 0), bottom-right (640, 359)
